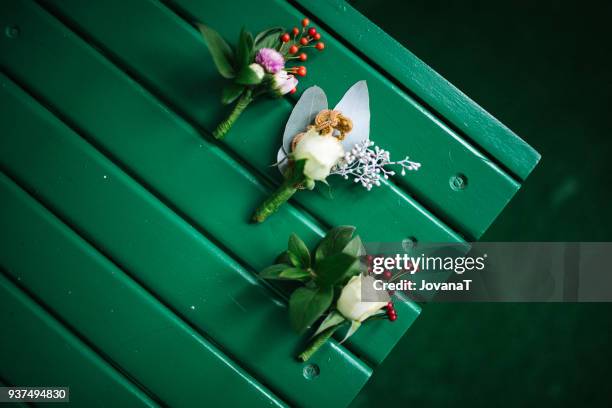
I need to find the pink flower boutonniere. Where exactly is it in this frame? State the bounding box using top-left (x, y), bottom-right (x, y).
top-left (198, 18), bottom-right (326, 139)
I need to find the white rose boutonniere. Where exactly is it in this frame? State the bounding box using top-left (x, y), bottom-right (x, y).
top-left (258, 226), bottom-right (395, 361)
top-left (251, 81), bottom-right (421, 223)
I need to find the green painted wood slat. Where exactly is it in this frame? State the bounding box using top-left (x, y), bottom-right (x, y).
top-left (0, 75), bottom-right (371, 408)
top-left (0, 0), bottom-right (425, 367)
top-left (0, 0), bottom-right (541, 406)
top-left (295, 0), bottom-right (541, 181)
top-left (0, 171), bottom-right (289, 408)
top-left (0, 272), bottom-right (157, 407)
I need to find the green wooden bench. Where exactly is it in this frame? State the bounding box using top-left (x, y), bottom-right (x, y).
top-left (0, 0), bottom-right (540, 406)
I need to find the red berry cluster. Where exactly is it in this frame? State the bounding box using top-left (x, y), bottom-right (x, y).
top-left (279, 17), bottom-right (326, 94)
top-left (386, 301), bottom-right (397, 322)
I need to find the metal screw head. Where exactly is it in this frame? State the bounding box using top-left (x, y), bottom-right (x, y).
top-left (5, 25), bottom-right (20, 39)
top-left (449, 174), bottom-right (468, 191)
top-left (402, 237), bottom-right (417, 252)
top-left (303, 364), bottom-right (320, 379)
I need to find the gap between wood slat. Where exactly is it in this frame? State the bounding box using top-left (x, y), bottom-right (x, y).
top-left (1, 51), bottom-right (376, 374)
top-left (0, 265), bottom-right (164, 406)
top-left (0, 170), bottom-right (291, 408)
top-left (17, 0), bottom-right (435, 367)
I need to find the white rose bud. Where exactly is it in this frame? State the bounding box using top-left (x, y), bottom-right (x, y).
top-left (337, 275), bottom-right (388, 322)
top-left (248, 63), bottom-right (265, 81)
top-left (271, 70), bottom-right (298, 96)
top-left (293, 129), bottom-right (345, 181)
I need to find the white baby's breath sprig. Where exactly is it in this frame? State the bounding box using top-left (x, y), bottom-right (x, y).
top-left (331, 140), bottom-right (421, 190)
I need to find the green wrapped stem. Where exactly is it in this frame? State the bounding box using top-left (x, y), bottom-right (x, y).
top-left (251, 177), bottom-right (301, 223)
top-left (298, 325), bottom-right (341, 362)
top-left (213, 89), bottom-right (253, 139)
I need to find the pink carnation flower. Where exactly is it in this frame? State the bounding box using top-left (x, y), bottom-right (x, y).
top-left (255, 48), bottom-right (285, 74)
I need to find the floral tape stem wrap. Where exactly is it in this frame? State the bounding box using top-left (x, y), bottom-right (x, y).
top-left (198, 18), bottom-right (325, 139)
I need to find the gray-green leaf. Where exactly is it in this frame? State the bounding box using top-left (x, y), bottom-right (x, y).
top-left (288, 233), bottom-right (310, 268)
top-left (289, 286), bottom-right (333, 333)
top-left (197, 23), bottom-right (235, 79)
top-left (315, 226), bottom-right (356, 264)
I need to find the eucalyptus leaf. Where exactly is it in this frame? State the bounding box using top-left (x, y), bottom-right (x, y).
top-left (260, 264), bottom-right (310, 281)
top-left (315, 252), bottom-right (360, 287)
top-left (235, 65), bottom-right (262, 85)
top-left (289, 286), bottom-right (333, 333)
top-left (288, 233), bottom-right (310, 268)
top-left (278, 86), bottom-right (328, 172)
top-left (333, 80), bottom-right (370, 151)
top-left (254, 26), bottom-right (284, 50)
top-left (236, 27), bottom-right (254, 71)
top-left (315, 226), bottom-right (356, 264)
top-left (197, 23), bottom-right (235, 79)
top-left (221, 83), bottom-right (245, 105)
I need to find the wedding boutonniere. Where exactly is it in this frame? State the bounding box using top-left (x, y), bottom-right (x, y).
top-left (198, 18), bottom-right (325, 139)
top-left (252, 81), bottom-right (421, 223)
top-left (259, 226), bottom-right (395, 361)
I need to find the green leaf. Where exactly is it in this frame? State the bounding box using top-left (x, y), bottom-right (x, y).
top-left (197, 23), bottom-right (235, 79)
top-left (315, 252), bottom-right (360, 287)
top-left (275, 250), bottom-right (292, 265)
top-left (342, 235), bottom-right (366, 258)
top-left (289, 286), bottom-right (333, 333)
top-left (236, 27), bottom-right (254, 71)
top-left (221, 83), bottom-right (245, 105)
top-left (259, 264), bottom-right (287, 278)
top-left (235, 65), bottom-right (263, 85)
top-left (287, 159), bottom-right (307, 184)
top-left (288, 233), bottom-right (310, 268)
top-left (280, 268), bottom-right (310, 280)
top-left (254, 27), bottom-right (284, 50)
top-left (313, 311), bottom-right (345, 337)
top-left (288, 252), bottom-right (300, 267)
top-left (259, 264), bottom-right (310, 281)
top-left (339, 320), bottom-right (361, 344)
top-left (315, 226), bottom-right (356, 264)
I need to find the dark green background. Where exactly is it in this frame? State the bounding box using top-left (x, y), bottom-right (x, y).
top-left (349, 0), bottom-right (612, 406)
